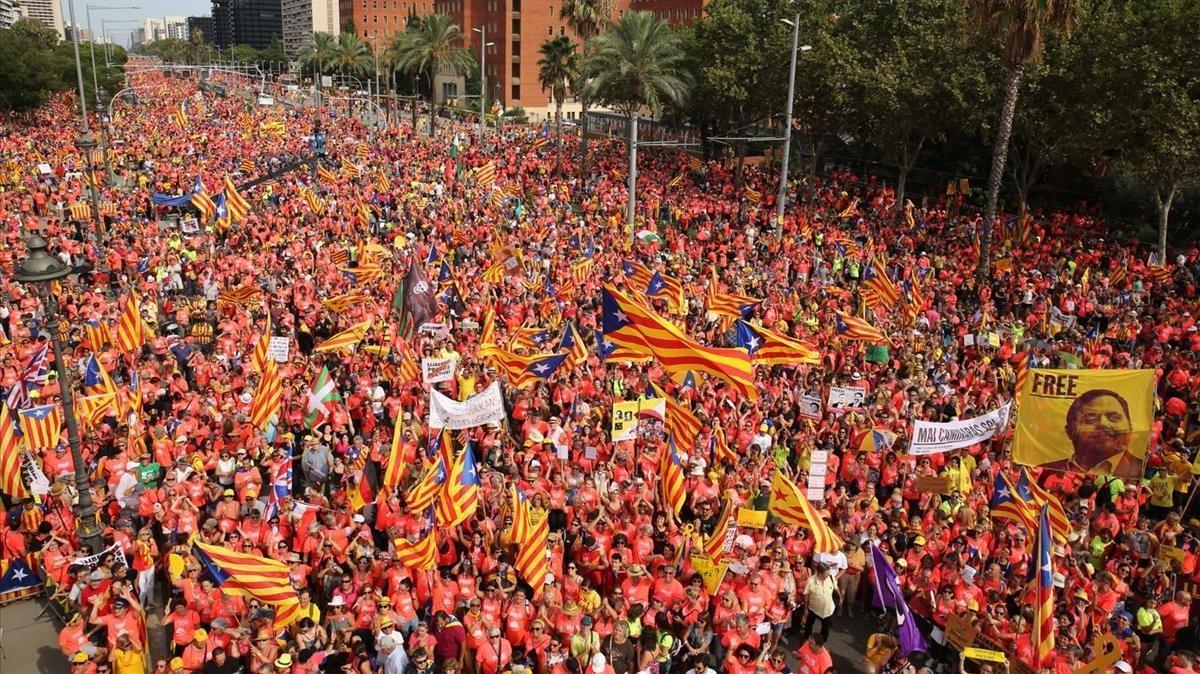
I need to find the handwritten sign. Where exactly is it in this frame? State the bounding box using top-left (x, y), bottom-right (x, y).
top-left (944, 614), bottom-right (979, 651)
top-left (267, 336), bottom-right (290, 362)
top-left (914, 475), bottom-right (950, 494)
top-left (422, 357), bottom-right (457, 384)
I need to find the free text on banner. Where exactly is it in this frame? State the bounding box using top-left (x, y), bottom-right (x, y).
top-left (422, 357), bottom-right (457, 384)
top-left (908, 403), bottom-right (1011, 456)
top-left (1013, 369), bottom-right (1156, 480)
top-left (610, 398), bottom-right (666, 441)
top-left (428, 381), bottom-right (507, 429)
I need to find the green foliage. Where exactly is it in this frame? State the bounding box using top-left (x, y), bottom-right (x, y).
top-left (300, 32), bottom-right (338, 77)
top-left (387, 14), bottom-right (472, 82)
top-left (331, 33), bottom-right (373, 78)
top-left (0, 20), bottom-right (64, 111)
top-left (559, 0), bottom-right (614, 41)
top-left (582, 11), bottom-right (691, 116)
top-left (537, 36), bottom-right (579, 107)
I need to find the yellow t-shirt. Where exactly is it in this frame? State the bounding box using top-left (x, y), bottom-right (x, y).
top-left (113, 647), bottom-right (146, 674)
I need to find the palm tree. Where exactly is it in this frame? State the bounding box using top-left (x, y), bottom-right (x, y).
top-left (300, 32), bottom-right (338, 103)
top-left (970, 0), bottom-right (1079, 283)
top-left (538, 36), bottom-right (579, 177)
top-left (559, 0), bottom-right (613, 178)
top-left (332, 32), bottom-right (373, 85)
top-left (583, 11), bottom-right (690, 233)
top-left (389, 14), bottom-right (473, 135)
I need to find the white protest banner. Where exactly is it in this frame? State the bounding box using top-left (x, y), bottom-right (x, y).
top-left (908, 403), bottom-right (1012, 456)
top-left (807, 450), bottom-right (828, 501)
top-left (429, 381), bottom-right (506, 429)
top-left (422, 357), bottom-right (457, 384)
top-left (74, 542), bottom-right (128, 569)
top-left (799, 389), bottom-right (823, 419)
top-left (267, 336), bottom-right (290, 362)
top-left (827, 386), bottom-right (866, 410)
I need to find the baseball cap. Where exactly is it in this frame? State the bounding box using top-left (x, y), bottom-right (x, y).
top-left (71, 652), bottom-right (89, 664)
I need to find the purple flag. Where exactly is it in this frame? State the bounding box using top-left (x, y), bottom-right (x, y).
top-left (870, 543), bottom-right (928, 656)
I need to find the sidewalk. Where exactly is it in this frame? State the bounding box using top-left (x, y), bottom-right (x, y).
top-left (0, 599), bottom-right (69, 674)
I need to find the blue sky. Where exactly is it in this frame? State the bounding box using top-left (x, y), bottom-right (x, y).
top-left (68, 0), bottom-right (213, 26)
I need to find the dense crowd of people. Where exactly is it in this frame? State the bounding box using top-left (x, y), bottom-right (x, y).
top-left (2, 65), bottom-right (1200, 674)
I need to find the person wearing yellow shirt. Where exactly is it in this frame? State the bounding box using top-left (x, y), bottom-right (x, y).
top-left (1147, 469), bottom-right (1177, 520)
top-left (110, 634), bottom-right (146, 674)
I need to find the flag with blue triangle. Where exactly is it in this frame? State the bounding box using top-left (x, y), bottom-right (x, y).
top-left (0, 558), bottom-right (43, 596)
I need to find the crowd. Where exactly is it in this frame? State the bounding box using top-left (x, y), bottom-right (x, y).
top-left (1, 64), bottom-right (1200, 674)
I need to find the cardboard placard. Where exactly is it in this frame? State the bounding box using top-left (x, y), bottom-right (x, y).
top-left (266, 336), bottom-right (290, 362)
top-left (963, 647), bottom-right (1006, 663)
top-left (944, 613), bottom-right (980, 651)
top-left (915, 475), bottom-right (950, 493)
top-left (736, 508), bottom-right (767, 529)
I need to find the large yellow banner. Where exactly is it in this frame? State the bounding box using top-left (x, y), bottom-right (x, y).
top-left (1014, 369), bottom-right (1156, 479)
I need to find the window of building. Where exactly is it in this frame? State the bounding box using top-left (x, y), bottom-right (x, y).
top-left (511, 84), bottom-right (519, 100)
top-left (512, 63), bottom-right (519, 77)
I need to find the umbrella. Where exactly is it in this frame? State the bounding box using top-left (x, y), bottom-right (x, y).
top-left (855, 429), bottom-right (897, 452)
top-left (1021, 338), bottom-right (1054, 350)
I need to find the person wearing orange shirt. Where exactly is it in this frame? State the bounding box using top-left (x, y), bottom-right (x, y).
top-left (794, 634), bottom-right (833, 674)
top-left (476, 627), bottom-right (512, 674)
top-left (88, 590), bottom-right (144, 652)
top-left (162, 601), bottom-right (202, 653)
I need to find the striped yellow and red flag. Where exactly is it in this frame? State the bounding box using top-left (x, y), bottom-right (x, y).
top-left (667, 172), bottom-right (684, 189)
top-left (302, 188), bottom-right (325, 215)
top-left (405, 453), bottom-right (447, 515)
top-left (239, 158), bottom-right (255, 174)
top-left (711, 425), bottom-right (737, 464)
top-left (838, 197), bottom-right (859, 218)
top-left (314, 320), bottom-right (373, 353)
top-left (67, 202), bottom-right (92, 221)
top-left (191, 190), bottom-right (216, 221)
top-left (511, 485), bottom-right (549, 597)
top-left (621, 261), bottom-right (686, 314)
top-left (703, 498), bottom-right (733, 561)
top-left (340, 156), bottom-right (362, 179)
top-left (602, 286), bottom-right (756, 400)
top-left (17, 405), bottom-right (63, 450)
top-left (249, 359), bottom-right (282, 430)
top-left (570, 258), bottom-right (594, 284)
top-left (1021, 467), bottom-right (1070, 543)
top-left (435, 443), bottom-right (480, 527)
top-left (223, 175), bottom-right (251, 222)
top-left (393, 532), bottom-right (437, 570)
top-left (114, 293), bottom-right (145, 352)
top-left (744, 187), bottom-right (762, 205)
top-left (479, 306), bottom-right (497, 349)
top-left (192, 540), bottom-right (301, 630)
top-left (770, 469), bottom-right (843, 553)
top-left (660, 436), bottom-right (687, 516)
top-left (474, 161), bottom-right (496, 187)
top-left (381, 413), bottom-right (408, 493)
top-left (354, 200), bottom-right (371, 227)
top-left (1012, 350), bottom-right (1029, 405)
top-left (1032, 506), bottom-right (1055, 669)
top-left (735, 320), bottom-right (820, 366)
top-left (318, 164), bottom-right (339, 184)
top-left (650, 383), bottom-right (702, 450)
top-left (77, 393), bottom-right (117, 429)
top-left (216, 284), bottom-right (261, 309)
top-left (322, 292), bottom-right (373, 313)
top-left (397, 346), bottom-right (421, 384)
top-left (0, 403), bottom-right (28, 499)
top-left (833, 311), bottom-right (888, 344)
top-left (84, 319), bottom-right (108, 351)
top-left (251, 315), bottom-right (271, 374)
top-left (862, 257), bottom-right (900, 309)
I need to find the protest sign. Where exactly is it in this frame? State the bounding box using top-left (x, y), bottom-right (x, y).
top-left (610, 398), bottom-right (666, 442)
top-left (429, 381), bottom-right (506, 429)
top-left (267, 336), bottom-right (290, 362)
top-left (909, 403), bottom-right (1011, 456)
top-left (422, 357), bottom-right (457, 384)
top-left (828, 386), bottom-right (866, 410)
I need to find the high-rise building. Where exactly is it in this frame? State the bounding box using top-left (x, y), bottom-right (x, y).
top-left (280, 0), bottom-right (339, 59)
top-left (211, 0), bottom-right (283, 49)
top-left (0, 0), bottom-right (22, 30)
top-left (19, 0), bottom-right (64, 40)
top-left (341, 0), bottom-right (706, 117)
top-left (64, 25), bottom-right (93, 42)
top-left (187, 16), bottom-right (216, 43)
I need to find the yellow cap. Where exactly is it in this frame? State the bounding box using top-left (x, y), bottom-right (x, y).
top-left (967, 599), bottom-right (979, 611)
top-left (192, 628), bottom-right (207, 642)
top-left (170, 657), bottom-right (185, 671)
top-left (71, 652), bottom-right (89, 664)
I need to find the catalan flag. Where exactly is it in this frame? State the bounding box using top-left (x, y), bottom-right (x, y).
top-left (191, 540), bottom-right (301, 630)
top-left (17, 404), bottom-right (63, 450)
top-left (703, 498), bottom-right (733, 561)
top-left (114, 293), bottom-right (145, 352)
top-left (0, 403), bottom-right (28, 498)
top-left (322, 292), bottom-right (372, 314)
top-left (511, 485), bottom-right (549, 596)
top-left (249, 358), bottom-right (282, 430)
top-left (317, 164), bottom-right (339, 184)
top-left (405, 453), bottom-right (447, 514)
top-left (382, 414), bottom-right (408, 493)
top-left (707, 272), bottom-right (761, 320)
top-left (902, 280), bottom-right (924, 326)
top-left (340, 262), bottom-right (383, 284)
top-left (1147, 265), bottom-right (1173, 285)
top-left (171, 102), bottom-right (188, 128)
top-left (838, 197), bottom-right (859, 218)
top-left (223, 175), bottom-right (251, 222)
top-left (621, 261), bottom-right (686, 314)
top-left (251, 315), bottom-right (272, 374)
top-left (559, 323), bottom-right (588, 370)
top-left (688, 156), bottom-right (703, 172)
top-left (650, 382), bottom-right (702, 449)
top-left (570, 258), bottom-right (594, 284)
top-left (595, 330), bottom-right (653, 365)
top-left (353, 199), bottom-right (371, 227)
top-left (1031, 505), bottom-right (1055, 669)
top-left (340, 156), bottom-right (362, 179)
top-left (238, 158), bottom-right (255, 174)
top-left (81, 171), bottom-right (100, 190)
top-left (479, 307), bottom-right (497, 349)
top-left (82, 353), bottom-right (117, 396)
top-left (216, 284), bottom-right (261, 309)
top-left (1020, 467), bottom-right (1069, 543)
top-left (259, 119), bottom-right (285, 139)
top-left (531, 136), bottom-right (550, 151)
top-left (302, 188), bottom-right (325, 215)
top-left (393, 532), bottom-right (437, 570)
top-left (397, 347), bottom-right (421, 384)
top-left (770, 469), bottom-right (843, 552)
top-left (834, 311), bottom-right (888, 344)
top-left (315, 320), bottom-right (373, 352)
top-left (744, 187), bottom-right (762, 205)
top-left (710, 425), bottom-right (737, 464)
top-left (474, 161), bottom-right (496, 187)
top-left (77, 393), bottom-right (117, 428)
top-left (67, 202), bottom-right (92, 221)
top-left (735, 320), bottom-right (820, 365)
top-left (660, 436), bottom-right (687, 516)
top-left (989, 472), bottom-right (1036, 531)
top-left (862, 258), bottom-right (900, 310)
top-left (602, 286), bottom-right (756, 400)
top-left (667, 172), bottom-right (684, 189)
top-left (1012, 350), bottom-right (1030, 405)
top-left (99, 203), bottom-right (117, 217)
top-left (435, 442), bottom-right (480, 527)
top-left (190, 174), bottom-right (216, 221)
top-left (376, 171), bottom-right (391, 192)
top-left (481, 346), bottom-right (569, 389)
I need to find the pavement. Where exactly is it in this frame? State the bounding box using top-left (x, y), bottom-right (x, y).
top-left (0, 599), bottom-right (69, 674)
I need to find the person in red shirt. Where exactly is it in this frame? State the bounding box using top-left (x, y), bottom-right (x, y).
top-left (794, 634), bottom-right (834, 674)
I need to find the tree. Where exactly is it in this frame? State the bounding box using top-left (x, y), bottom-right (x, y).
top-left (1103, 0), bottom-right (1200, 262)
top-left (583, 11), bottom-right (691, 232)
top-left (300, 32), bottom-right (338, 88)
top-left (848, 0), bottom-right (993, 220)
top-left (388, 14), bottom-right (472, 135)
top-left (537, 36), bottom-right (579, 177)
top-left (332, 32), bottom-right (373, 82)
top-left (560, 0), bottom-right (614, 179)
top-left (0, 20), bottom-right (65, 112)
top-left (968, 0), bottom-right (1080, 282)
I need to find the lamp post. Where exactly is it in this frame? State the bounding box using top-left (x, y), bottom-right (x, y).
top-left (14, 235), bottom-right (103, 554)
top-left (776, 15), bottom-right (812, 223)
top-left (472, 27), bottom-right (494, 146)
top-left (66, 0), bottom-right (104, 234)
top-left (86, 5), bottom-right (141, 105)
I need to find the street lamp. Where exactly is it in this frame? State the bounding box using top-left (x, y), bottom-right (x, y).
top-left (472, 27), bottom-right (495, 144)
top-left (14, 235), bottom-right (103, 554)
top-left (102, 20), bottom-right (138, 66)
top-left (776, 16), bottom-right (812, 222)
top-left (86, 5), bottom-right (141, 105)
top-left (65, 0), bottom-right (104, 234)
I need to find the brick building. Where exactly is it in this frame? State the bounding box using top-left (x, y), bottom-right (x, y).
top-left (339, 0), bottom-right (707, 119)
